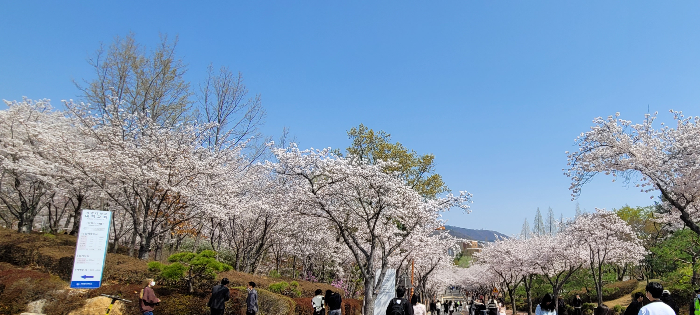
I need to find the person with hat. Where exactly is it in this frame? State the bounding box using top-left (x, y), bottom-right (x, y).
top-left (208, 278), bottom-right (230, 315)
top-left (660, 289), bottom-right (679, 315)
top-left (689, 288), bottom-right (700, 315)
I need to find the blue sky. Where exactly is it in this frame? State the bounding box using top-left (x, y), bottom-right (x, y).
top-left (2, 1), bottom-right (699, 235)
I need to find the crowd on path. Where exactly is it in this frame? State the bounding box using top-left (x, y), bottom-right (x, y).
top-left (134, 278), bottom-right (695, 315)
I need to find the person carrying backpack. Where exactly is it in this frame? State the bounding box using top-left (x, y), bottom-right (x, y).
top-left (312, 289), bottom-right (326, 315)
top-left (386, 286), bottom-right (414, 315)
top-left (487, 296), bottom-right (499, 315)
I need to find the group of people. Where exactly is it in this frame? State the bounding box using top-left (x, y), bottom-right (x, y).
top-left (428, 299), bottom-right (462, 315)
top-left (311, 288), bottom-right (344, 315)
top-left (531, 282), bottom-right (683, 315)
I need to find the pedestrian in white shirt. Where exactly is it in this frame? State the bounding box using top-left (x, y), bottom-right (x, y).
top-left (412, 295), bottom-right (427, 315)
top-left (639, 282), bottom-right (676, 315)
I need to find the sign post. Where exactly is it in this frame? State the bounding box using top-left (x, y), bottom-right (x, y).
top-left (70, 209), bottom-right (112, 289)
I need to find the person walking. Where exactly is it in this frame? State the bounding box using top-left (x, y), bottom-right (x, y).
top-left (412, 295), bottom-right (427, 315)
top-left (572, 295), bottom-right (583, 315)
top-left (313, 289), bottom-right (326, 315)
top-left (139, 278), bottom-right (160, 315)
top-left (246, 281), bottom-right (258, 315)
top-left (661, 290), bottom-right (679, 315)
top-left (326, 290), bottom-right (343, 315)
top-left (429, 300), bottom-right (437, 315)
top-left (623, 292), bottom-right (644, 315)
top-left (639, 282), bottom-right (675, 315)
top-left (207, 278), bottom-right (230, 315)
top-left (487, 296), bottom-right (499, 315)
top-left (535, 294), bottom-right (557, 315)
top-left (386, 286), bottom-right (414, 315)
top-left (689, 288), bottom-right (700, 315)
top-left (436, 300), bottom-right (442, 315)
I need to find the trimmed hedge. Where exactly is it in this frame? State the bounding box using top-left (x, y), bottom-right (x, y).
top-left (293, 297), bottom-right (362, 315)
top-left (602, 280), bottom-right (638, 301)
top-left (0, 227), bottom-right (152, 284)
top-left (230, 286), bottom-right (296, 315)
top-left (218, 269), bottom-right (344, 298)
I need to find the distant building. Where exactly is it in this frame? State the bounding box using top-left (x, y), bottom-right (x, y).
top-left (461, 240), bottom-right (482, 254)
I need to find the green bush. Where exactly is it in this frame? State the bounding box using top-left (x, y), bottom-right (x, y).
top-left (232, 287), bottom-right (296, 315)
top-left (269, 281), bottom-right (302, 298)
top-left (151, 250), bottom-right (232, 293)
top-left (269, 269), bottom-right (282, 278)
top-left (602, 280), bottom-right (638, 300)
top-left (582, 303), bottom-right (597, 315)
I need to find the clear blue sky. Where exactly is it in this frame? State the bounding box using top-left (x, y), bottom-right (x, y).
top-left (2, 1), bottom-right (699, 236)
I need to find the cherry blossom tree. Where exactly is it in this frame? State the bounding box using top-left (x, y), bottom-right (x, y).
top-left (0, 99), bottom-right (76, 233)
top-left (531, 234), bottom-right (584, 313)
top-left (567, 111), bottom-right (700, 235)
top-left (567, 209), bottom-right (646, 306)
top-left (477, 238), bottom-right (529, 315)
top-left (271, 145), bottom-right (471, 315)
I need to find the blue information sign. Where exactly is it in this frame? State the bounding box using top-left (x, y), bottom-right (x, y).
top-left (70, 210), bottom-right (112, 289)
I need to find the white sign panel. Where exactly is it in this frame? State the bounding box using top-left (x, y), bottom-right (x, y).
top-left (374, 269), bottom-right (396, 315)
top-left (70, 209), bottom-right (112, 289)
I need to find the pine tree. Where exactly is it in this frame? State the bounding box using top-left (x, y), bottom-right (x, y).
top-left (546, 207), bottom-right (556, 235)
top-left (575, 202), bottom-right (582, 219)
top-left (521, 219), bottom-right (531, 239)
top-left (532, 208), bottom-right (545, 236)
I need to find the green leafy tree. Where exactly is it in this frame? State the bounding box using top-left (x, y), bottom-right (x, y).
top-left (345, 124), bottom-right (448, 198)
top-left (148, 250), bottom-right (232, 293)
top-left (652, 229), bottom-right (700, 286)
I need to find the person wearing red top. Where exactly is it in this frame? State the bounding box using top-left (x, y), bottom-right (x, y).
top-left (140, 278), bottom-right (161, 315)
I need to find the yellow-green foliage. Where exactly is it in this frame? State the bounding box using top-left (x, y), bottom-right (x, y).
top-left (268, 280), bottom-right (302, 298)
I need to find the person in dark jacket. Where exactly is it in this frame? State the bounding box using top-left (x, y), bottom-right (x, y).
top-left (246, 281), bottom-right (258, 315)
top-left (689, 288), bottom-right (700, 315)
top-left (572, 295), bottom-right (583, 315)
top-left (326, 289), bottom-right (343, 315)
top-left (624, 292), bottom-right (644, 315)
top-left (661, 290), bottom-right (679, 315)
top-left (208, 278), bottom-right (230, 315)
top-left (386, 286), bottom-right (414, 315)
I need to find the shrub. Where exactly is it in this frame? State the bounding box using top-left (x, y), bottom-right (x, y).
top-left (0, 267), bottom-right (65, 315)
top-left (217, 269), bottom-right (344, 298)
top-left (151, 250), bottom-right (232, 293)
top-left (231, 287), bottom-right (296, 315)
top-left (293, 297), bottom-right (314, 315)
top-left (269, 281), bottom-right (302, 298)
top-left (269, 269), bottom-right (282, 278)
top-left (583, 303), bottom-right (597, 315)
top-left (343, 298), bottom-right (363, 315)
top-left (602, 280), bottom-right (638, 300)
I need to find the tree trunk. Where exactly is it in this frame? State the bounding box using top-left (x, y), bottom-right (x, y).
top-left (138, 235), bottom-right (152, 260)
top-left (362, 274), bottom-right (377, 315)
top-left (18, 211), bottom-right (35, 233)
top-left (508, 288), bottom-right (517, 315)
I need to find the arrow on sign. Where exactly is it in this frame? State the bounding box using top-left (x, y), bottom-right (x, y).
top-left (81, 275), bottom-right (94, 279)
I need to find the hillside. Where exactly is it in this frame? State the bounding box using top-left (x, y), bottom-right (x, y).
top-left (444, 225), bottom-right (509, 242)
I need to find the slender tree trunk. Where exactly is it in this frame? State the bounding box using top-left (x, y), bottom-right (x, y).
top-left (362, 274), bottom-right (376, 315)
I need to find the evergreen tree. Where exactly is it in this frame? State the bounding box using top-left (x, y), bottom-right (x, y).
top-left (532, 208), bottom-right (545, 236)
top-left (575, 202), bottom-right (582, 219)
top-left (521, 219), bottom-right (531, 239)
top-left (546, 207), bottom-right (556, 235)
